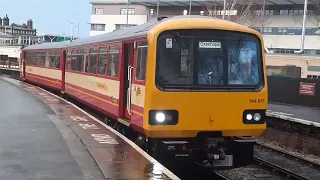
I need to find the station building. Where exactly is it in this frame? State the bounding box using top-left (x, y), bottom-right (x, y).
top-left (0, 14), bottom-right (71, 69)
top-left (89, 0), bottom-right (320, 78)
top-left (0, 14), bottom-right (38, 68)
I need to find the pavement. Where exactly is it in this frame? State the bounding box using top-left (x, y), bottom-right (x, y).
top-left (268, 102), bottom-right (320, 126)
top-left (0, 77), bottom-right (178, 180)
top-left (0, 78), bottom-right (105, 180)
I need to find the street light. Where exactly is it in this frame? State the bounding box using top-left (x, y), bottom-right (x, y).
top-left (70, 23), bottom-right (74, 40)
top-left (223, 0), bottom-right (226, 20)
top-left (126, 0), bottom-right (130, 27)
top-left (70, 23), bottom-right (80, 40)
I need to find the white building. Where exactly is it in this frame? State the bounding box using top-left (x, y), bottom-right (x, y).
top-left (89, 0), bottom-right (320, 54)
top-left (89, 0), bottom-right (320, 78)
top-left (89, 0), bottom-right (149, 36)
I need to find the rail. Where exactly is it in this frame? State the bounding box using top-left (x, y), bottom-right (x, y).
top-left (253, 156), bottom-right (307, 180)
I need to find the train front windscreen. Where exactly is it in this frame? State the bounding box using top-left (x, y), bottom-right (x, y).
top-left (155, 29), bottom-right (264, 91)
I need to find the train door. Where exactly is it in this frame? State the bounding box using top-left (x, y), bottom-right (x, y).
top-left (61, 50), bottom-right (66, 92)
top-left (123, 43), bottom-right (134, 119)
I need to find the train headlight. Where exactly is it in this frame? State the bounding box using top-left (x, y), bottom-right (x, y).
top-left (246, 114), bottom-right (253, 120)
top-left (156, 112), bottom-right (166, 123)
top-left (253, 113), bottom-right (261, 121)
top-left (243, 110), bottom-right (266, 124)
top-left (149, 110), bottom-right (179, 125)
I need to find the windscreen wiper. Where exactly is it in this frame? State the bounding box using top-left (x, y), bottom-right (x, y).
top-left (231, 36), bottom-right (244, 64)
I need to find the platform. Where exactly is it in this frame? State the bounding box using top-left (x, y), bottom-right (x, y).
top-left (0, 77), bottom-right (179, 180)
top-left (267, 102), bottom-right (320, 127)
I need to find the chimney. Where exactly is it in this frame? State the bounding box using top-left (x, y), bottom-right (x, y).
top-left (27, 19), bottom-right (33, 30)
top-left (3, 14), bottom-right (9, 26)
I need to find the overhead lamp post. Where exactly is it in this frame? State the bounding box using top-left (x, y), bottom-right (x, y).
top-left (261, 0), bottom-right (266, 35)
top-left (189, 0), bottom-right (192, 15)
top-left (223, 0), bottom-right (226, 19)
top-left (294, 0), bottom-right (308, 54)
top-left (126, 0), bottom-right (130, 27)
top-left (157, 0), bottom-right (160, 17)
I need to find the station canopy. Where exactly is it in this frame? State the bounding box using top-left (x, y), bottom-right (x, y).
top-left (129, 0), bottom-right (316, 7)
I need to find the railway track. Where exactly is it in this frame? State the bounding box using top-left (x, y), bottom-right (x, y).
top-left (253, 156), bottom-right (307, 180)
top-left (213, 141), bottom-right (320, 180)
top-left (254, 143), bottom-right (319, 180)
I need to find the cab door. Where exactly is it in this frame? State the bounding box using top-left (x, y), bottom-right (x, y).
top-left (130, 40), bottom-right (148, 126)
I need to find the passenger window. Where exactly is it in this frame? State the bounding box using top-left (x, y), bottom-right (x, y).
top-left (98, 47), bottom-right (108, 75)
top-left (56, 53), bottom-right (60, 68)
top-left (49, 53), bottom-right (55, 68)
top-left (90, 48), bottom-right (97, 74)
top-left (33, 53), bottom-right (39, 66)
top-left (40, 53), bottom-right (46, 67)
top-left (136, 42), bottom-right (148, 81)
top-left (66, 50), bottom-right (71, 70)
top-left (107, 46), bottom-right (119, 77)
top-left (76, 49), bottom-right (83, 71)
top-left (45, 52), bottom-right (50, 67)
top-left (25, 53), bottom-right (29, 65)
top-left (83, 49), bottom-right (89, 73)
top-left (71, 50), bottom-right (77, 71)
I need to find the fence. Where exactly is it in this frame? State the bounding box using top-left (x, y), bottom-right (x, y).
top-left (268, 76), bottom-right (320, 107)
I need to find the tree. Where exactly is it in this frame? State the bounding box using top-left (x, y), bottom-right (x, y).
top-left (205, 0), bottom-right (269, 28)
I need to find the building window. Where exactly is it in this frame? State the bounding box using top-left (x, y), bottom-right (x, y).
top-left (95, 8), bottom-right (103, 15)
top-left (263, 27), bottom-right (272, 33)
top-left (115, 24), bottom-right (136, 30)
top-left (265, 10), bottom-right (274, 15)
top-left (307, 66), bottom-right (320, 72)
top-left (211, 10), bottom-right (237, 16)
top-left (120, 8), bottom-right (135, 15)
top-left (280, 10), bottom-right (288, 15)
top-left (91, 24), bottom-right (105, 31)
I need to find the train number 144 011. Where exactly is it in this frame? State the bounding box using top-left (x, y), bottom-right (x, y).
top-left (249, 98), bottom-right (265, 103)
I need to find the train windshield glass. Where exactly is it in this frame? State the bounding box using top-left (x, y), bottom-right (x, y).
top-left (156, 29), bottom-right (263, 90)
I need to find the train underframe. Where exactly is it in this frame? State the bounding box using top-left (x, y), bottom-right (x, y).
top-left (111, 120), bottom-right (255, 170)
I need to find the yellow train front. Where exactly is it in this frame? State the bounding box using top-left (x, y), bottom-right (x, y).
top-left (138, 16), bottom-right (268, 169)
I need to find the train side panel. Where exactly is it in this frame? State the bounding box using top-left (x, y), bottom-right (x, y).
top-left (25, 65), bottom-right (62, 91)
top-left (65, 72), bottom-right (120, 118)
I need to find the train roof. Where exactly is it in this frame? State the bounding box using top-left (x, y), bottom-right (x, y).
top-left (23, 15), bottom-right (250, 51)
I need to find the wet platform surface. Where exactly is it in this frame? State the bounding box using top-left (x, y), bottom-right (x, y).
top-left (268, 102), bottom-right (320, 124)
top-left (0, 77), bottom-right (178, 180)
